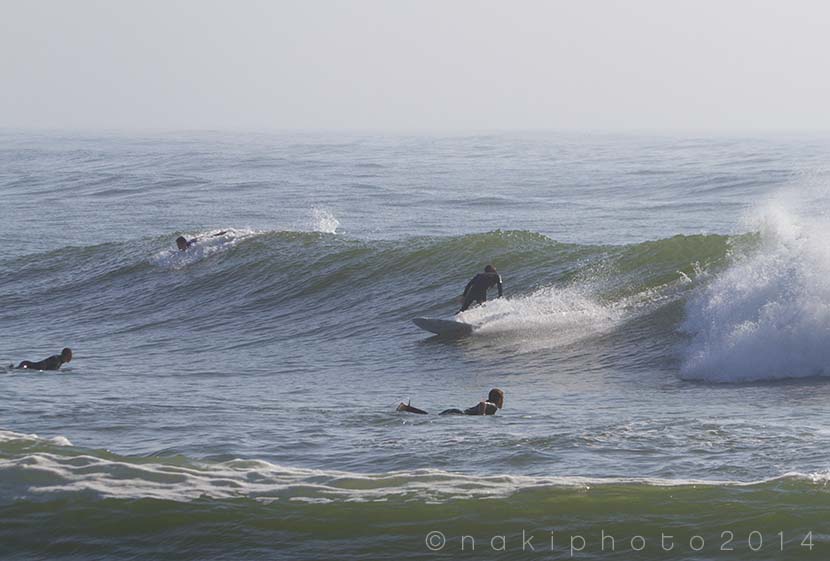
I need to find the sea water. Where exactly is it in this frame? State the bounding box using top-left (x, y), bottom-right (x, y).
top-left (1, 130), bottom-right (830, 559)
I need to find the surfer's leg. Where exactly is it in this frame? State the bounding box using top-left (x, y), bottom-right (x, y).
top-left (397, 403), bottom-right (428, 414)
top-left (439, 408), bottom-right (464, 415)
top-left (460, 290), bottom-right (484, 312)
top-left (16, 361), bottom-right (33, 369)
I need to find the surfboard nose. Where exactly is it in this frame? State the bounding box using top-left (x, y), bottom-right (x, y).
top-left (413, 317), bottom-right (473, 337)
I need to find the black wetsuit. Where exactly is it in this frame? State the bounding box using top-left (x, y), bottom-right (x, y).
top-left (440, 401), bottom-right (499, 416)
top-left (460, 272), bottom-right (503, 311)
top-left (181, 231), bottom-right (227, 251)
top-left (17, 355), bottom-right (65, 371)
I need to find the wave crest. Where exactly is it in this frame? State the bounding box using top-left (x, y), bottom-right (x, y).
top-left (681, 205), bottom-right (830, 382)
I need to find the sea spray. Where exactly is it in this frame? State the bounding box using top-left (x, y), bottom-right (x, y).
top-left (458, 286), bottom-right (622, 351)
top-left (681, 205), bottom-right (830, 381)
top-left (307, 208), bottom-right (340, 234)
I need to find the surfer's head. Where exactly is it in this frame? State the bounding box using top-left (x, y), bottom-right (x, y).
top-left (484, 264), bottom-right (497, 273)
top-left (176, 236), bottom-right (189, 251)
top-left (488, 388), bottom-right (504, 409)
top-left (61, 348), bottom-right (72, 363)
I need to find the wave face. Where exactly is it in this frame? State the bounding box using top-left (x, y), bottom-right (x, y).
top-left (0, 228), bottom-right (731, 352)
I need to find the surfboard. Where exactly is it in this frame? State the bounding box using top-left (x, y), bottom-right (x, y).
top-left (412, 317), bottom-right (474, 337)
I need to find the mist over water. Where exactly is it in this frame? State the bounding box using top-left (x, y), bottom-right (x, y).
top-left (2, 131), bottom-right (830, 559)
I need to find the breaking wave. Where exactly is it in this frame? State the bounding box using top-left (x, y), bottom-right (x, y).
top-left (681, 204), bottom-right (830, 382)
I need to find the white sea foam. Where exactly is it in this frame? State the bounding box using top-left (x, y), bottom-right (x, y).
top-left (681, 202), bottom-right (830, 382)
top-left (456, 286), bottom-right (622, 351)
top-left (149, 214), bottom-right (337, 270)
top-left (0, 429), bottom-right (72, 447)
top-left (0, 447), bottom-right (824, 504)
top-left (1, 428), bottom-right (825, 504)
top-left (306, 208), bottom-right (340, 234)
top-left (150, 228), bottom-right (259, 269)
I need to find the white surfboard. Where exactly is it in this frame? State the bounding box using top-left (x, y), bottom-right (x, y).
top-left (413, 317), bottom-right (474, 337)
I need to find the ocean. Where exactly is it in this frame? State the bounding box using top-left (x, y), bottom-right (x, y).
top-left (1, 130), bottom-right (830, 560)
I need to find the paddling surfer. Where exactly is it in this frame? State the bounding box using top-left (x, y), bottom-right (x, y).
top-left (176, 230), bottom-right (229, 251)
top-left (15, 348), bottom-right (73, 371)
top-left (396, 388), bottom-right (505, 416)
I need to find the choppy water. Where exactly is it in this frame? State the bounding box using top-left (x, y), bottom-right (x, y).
top-left (2, 130), bottom-right (830, 560)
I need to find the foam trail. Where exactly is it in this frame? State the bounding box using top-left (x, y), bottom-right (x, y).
top-left (681, 203), bottom-right (830, 382)
top-left (457, 286), bottom-right (622, 351)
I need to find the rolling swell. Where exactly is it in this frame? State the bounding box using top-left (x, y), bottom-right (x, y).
top-left (0, 229), bottom-right (733, 342)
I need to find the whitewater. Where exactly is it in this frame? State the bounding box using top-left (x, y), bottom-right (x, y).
top-left (2, 130), bottom-right (830, 560)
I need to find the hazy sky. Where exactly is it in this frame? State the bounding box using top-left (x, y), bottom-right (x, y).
top-left (1, 0), bottom-right (829, 132)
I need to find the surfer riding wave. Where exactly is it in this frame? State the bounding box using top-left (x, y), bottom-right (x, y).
top-left (460, 265), bottom-right (502, 312)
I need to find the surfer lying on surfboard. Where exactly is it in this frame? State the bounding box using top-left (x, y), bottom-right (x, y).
top-left (176, 231), bottom-right (229, 251)
top-left (397, 388), bottom-right (504, 416)
top-left (14, 347), bottom-right (72, 371)
top-left (459, 265), bottom-right (503, 312)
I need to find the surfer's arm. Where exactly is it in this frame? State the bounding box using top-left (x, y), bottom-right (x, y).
top-left (497, 276), bottom-right (503, 298)
top-left (462, 278), bottom-right (475, 297)
top-left (463, 401), bottom-right (488, 415)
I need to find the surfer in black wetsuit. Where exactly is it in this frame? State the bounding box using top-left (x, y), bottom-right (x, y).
top-left (16, 348), bottom-right (72, 371)
top-left (396, 388), bottom-right (505, 416)
top-left (459, 265), bottom-right (503, 312)
top-left (176, 236), bottom-right (196, 251)
top-left (176, 231), bottom-right (229, 251)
